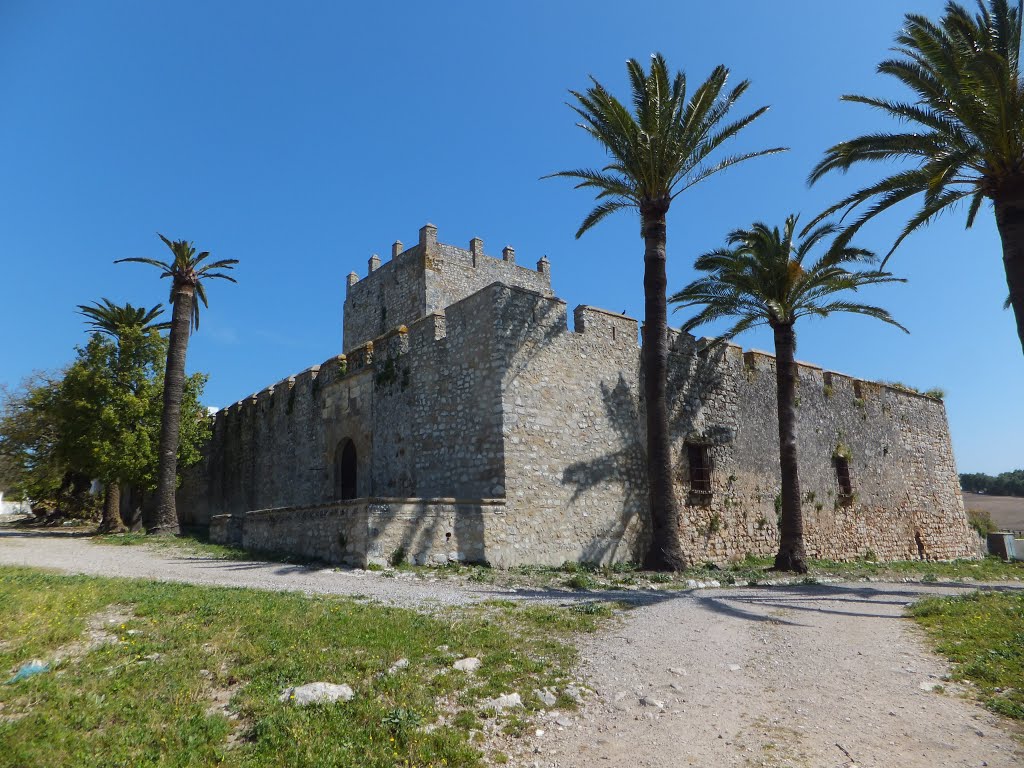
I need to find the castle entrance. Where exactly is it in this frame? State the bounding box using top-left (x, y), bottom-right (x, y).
top-left (335, 439), bottom-right (357, 500)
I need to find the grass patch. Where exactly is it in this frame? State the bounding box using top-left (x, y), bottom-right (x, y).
top-left (0, 566), bottom-right (607, 767)
top-left (806, 555), bottom-right (1024, 582)
top-left (910, 590), bottom-right (1024, 721)
top-left (93, 530), bottom-right (264, 562)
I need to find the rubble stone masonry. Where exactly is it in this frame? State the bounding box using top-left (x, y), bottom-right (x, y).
top-left (181, 226), bottom-right (977, 567)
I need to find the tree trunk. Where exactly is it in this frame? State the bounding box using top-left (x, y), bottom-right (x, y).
top-left (640, 205), bottom-right (686, 571)
top-left (99, 481), bottom-right (125, 533)
top-left (993, 194), bottom-right (1024, 356)
top-left (147, 281), bottom-right (193, 536)
top-left (771, 322), bottom-right (807, 573)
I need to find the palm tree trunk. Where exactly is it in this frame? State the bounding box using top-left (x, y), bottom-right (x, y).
top-left (640, 205), bottom-right (686, 571)
top-left (99, 481), bottom-right (125, 533)
top-left (993, 195), bottom-right (1024, 356)
top-left (147, 281), bottom-right (193, 536)
top-left (771, 322), bottom-right (807, 573)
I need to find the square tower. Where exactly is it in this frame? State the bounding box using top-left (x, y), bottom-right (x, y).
top-left (342, 223), bottom-right (553, 352)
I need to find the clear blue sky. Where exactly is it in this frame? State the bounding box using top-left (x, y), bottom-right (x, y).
top-left (1, 1), bottom-right (1020, 474)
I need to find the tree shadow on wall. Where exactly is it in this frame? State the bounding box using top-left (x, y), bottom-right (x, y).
top-left (560, 335), bottom-right (730, 564)
top-left (561, 374), bottom-right (648, 564)
top-left (364, 500), bottom-right (488, 567)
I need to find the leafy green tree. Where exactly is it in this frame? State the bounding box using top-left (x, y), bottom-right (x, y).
top-left (671, 215), bottom-right (907, 572)
top-left (57, 334), bottom-right (156, 531)
top-left (0, 374), bottom-right (68, 513)
top-left (73, 299), bottom-right (171, 531)
top-left (808, 0), bottom-right (1024, 356)
top-left (117, 236), bottom-right (236, 535)
top-left (55, 330), bottom-right (209, 532)
top-left (546, 54), bottom-right (785, 570)
top-left (961, 469), bottom-right (1024, 495)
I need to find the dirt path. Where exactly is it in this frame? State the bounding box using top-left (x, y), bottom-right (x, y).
top-left (2, 530), bottom-right (1022, 766)
top-left (0, 530), bottom-right (485, 607)
top-left (514, 585), bottom-right (1023, 768)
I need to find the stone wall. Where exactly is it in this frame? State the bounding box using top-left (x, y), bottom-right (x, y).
top-left (186, 231), bottom-right (976, 569)
top-left (666, 342), bottom-right (975, 564)
top-left (210, 498), bottom-right (501, 567)
top-left (180, 357), bottom-right (374, 522)
top-left (474, 283), bottom-right (975, 567)
top-left (184, 277), bottom-right (512, 523)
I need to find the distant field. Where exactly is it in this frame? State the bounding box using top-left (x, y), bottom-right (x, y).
top-left (963, 492), bottom-right (1024, 532)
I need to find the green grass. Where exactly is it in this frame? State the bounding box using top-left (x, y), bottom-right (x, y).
top-left (0, 566), bottom-right (610, 767)
top-left (910, 590), bottom-right (1024, 721)
top-left (93, 531), bottom-right (268, 562)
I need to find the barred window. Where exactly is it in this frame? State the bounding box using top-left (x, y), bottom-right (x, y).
top-left (687, 444), bottom-right (712, 494)
top-left (834, 456), bottom-right (853, 498)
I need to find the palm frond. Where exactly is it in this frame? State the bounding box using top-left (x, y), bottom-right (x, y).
top-left (115, 234), bottom-right (238, 333)
top-left (809, 0), bottom-right (1024, 258)
top-left (673, 214), bottom-right (906, 341)
top-left (547, 54), bottom-right (781, 237)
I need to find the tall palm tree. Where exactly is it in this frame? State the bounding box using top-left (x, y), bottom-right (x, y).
top-left (116, 235), bottom-right (237, 535)
top-left (75, 299), bottom-right (169, 532)
top-left (671, 215), bottom-right (907, 572)
top-left (546, 54), bottom-right (785, 570)
top-left (808, 0), bottom-right (1024, 355)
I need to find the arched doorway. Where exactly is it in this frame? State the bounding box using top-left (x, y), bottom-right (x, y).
top-left (335, 439), bottom-right (357, 500)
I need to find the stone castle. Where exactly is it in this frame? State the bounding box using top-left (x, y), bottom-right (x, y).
top-left (180, 223), bottom-right (978, 567)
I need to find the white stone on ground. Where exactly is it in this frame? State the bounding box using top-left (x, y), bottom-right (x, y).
top-left (453, 657), bottom-right (481, 672)
top-left (535, 689), bottom-right (557, 707)
top-left (279, 682), bottom-right (354, 706)
top-left (482, 692), bottom-right (522, 711)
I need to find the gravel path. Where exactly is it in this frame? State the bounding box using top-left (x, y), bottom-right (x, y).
top-left (2, 530), bottom-right (1022, 766)
top-left (0, 530), bottom-right (487, 607)
top-left (516, 584), bottom-right (1024, 768)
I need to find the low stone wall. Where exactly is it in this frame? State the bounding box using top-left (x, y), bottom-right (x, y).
top-left (209, 498), bottom-right (503, 567)
top-left (209, 492), bottom-right (978, 570)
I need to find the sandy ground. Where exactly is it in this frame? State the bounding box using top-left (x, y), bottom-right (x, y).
top-left (963, 493), bottom-right (1024, 532)
top-left (1, 530), bottom-right (1022, 767)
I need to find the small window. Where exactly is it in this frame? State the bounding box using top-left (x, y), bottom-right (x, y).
top-left (852, 380), bottom-right (864, 399)
top-left (834, 456), bottom-right (853, 499)
top-left (687, 443), bottom-right (712, 494)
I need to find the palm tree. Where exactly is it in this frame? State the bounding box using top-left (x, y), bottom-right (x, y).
top-left (546, 54), bottom-right (785, 570)
top-left (671, 215), bottom-right (907, 572)
top-left (78, 299), bottom-right (170, 341)
top-left (116, 235), bottom-right (237, 535)
top-left (808, 0), bottom-right (1024, 355)
top-left (75, 299), bottom-right (169, 533)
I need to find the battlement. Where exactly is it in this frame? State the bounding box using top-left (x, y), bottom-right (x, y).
top-left (343, 223), bottom-right (553, 353)
top-left (740, 348), bottom-right (945, 404)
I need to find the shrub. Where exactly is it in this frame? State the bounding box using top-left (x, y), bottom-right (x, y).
top-left (967, 508), bottom-right (998, 537)
top-left (564, 572), bottom-right (597, 591)
top-left (389, 545), bottom-right (407, 567)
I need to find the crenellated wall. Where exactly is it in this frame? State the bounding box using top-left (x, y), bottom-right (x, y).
top-left (184, 229), bottom-right (976, 568)
top-left (471, 283), bottom-right (974, 566)
top-left (343, 224), bottom-right (552, 353)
